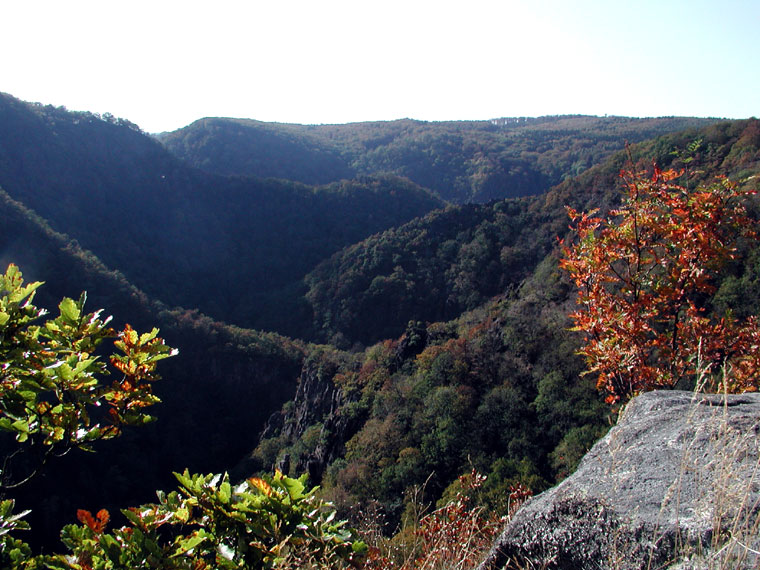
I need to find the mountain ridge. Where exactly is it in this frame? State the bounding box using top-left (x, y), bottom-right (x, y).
top-left (159, 114), bottom-right (720, 203)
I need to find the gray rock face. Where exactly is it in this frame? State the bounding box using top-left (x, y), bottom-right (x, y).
top-left (238, 353), bottom-right (366, 483)
top-left (479, 390), bottom-right (760, 570)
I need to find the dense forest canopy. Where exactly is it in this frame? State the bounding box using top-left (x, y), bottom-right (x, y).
top-left (302, 119), bottom-right (760, 347)
top-left (0, 89), bottom-right (758, 557)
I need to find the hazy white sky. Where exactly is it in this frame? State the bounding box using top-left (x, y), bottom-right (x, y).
top-left (2, 0), bottom-right (758, 133)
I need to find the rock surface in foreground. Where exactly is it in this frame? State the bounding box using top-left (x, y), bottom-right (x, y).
top-left (478, 390), bottom-right (760, 570)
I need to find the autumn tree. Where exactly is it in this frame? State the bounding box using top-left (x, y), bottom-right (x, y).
top-left (561, 165), bottom-right (760, 404)
top-left (0, 263), bottom-right (176, 491)
top-left (0, 263), bottom-right (176, 564)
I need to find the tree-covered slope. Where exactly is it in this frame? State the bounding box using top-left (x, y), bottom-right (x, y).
top-left (250, 255), bottom-right (610, 524)
top-left (0, 93), bottom-right (443, 336)
top-left (304, 200), bottom-right (542, 346)
top-left (160, 115), bottom-right (719, 203)
top-left (156, 117), bottom-right (356, 184)
top-left (246, 120), bottom-right (760, 530)
top-left (303, 119), bottom-right (760, 347)
top-left (2, 89), bottom-right (757, 550)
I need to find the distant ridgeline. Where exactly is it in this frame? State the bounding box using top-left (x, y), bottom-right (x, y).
top-left (158, 114), bottom-right (717, 203)
top-left (1, 88), bottom-right (758, 547)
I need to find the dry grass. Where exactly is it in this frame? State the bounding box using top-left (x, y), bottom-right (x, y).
top-left (360, 471), bottom-right (530, 570)
top-left (608, 365), bottom-right (760, 569)
top-left (663, 388), bottom-right (760, 569)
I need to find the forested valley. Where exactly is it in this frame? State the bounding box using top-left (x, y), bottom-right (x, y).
top-left (1, 90), bottom-right (759, 563)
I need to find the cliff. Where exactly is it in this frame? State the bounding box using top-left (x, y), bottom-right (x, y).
top-left (478, 390), bottom-right (760, 570)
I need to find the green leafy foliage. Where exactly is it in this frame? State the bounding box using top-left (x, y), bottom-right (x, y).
top-left (0, 262), bottom-right (184, 567)
top-left (0, 264), bottom-right (176, 489)
top-left (45, 470), bottom-right (365, 570)
top-left (0, 500), bottom-right (35, 570)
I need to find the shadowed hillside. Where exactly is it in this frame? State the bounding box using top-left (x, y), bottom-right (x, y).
top-left (0, 93), bottom-right (443, 336)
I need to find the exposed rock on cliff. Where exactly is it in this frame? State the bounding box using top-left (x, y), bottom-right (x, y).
top-left (478, 390), bottom-right (760, 570)
top-left (236, 350), bottom-right (365, 483)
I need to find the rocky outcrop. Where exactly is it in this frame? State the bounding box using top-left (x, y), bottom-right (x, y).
top-left (239, 350), bottom-right (367, 483)
top-left (279, 356), bottom-right (346, 443)
top-left (479, 390), bottom-right (760, 570)
top-left (286, 356), bottom-right (362, 481)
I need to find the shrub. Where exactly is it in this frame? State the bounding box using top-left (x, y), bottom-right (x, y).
top-left (560, 166), bottom-right (760, 403)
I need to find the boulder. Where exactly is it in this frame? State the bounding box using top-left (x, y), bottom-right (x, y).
top-left (478, 390), bottom-right (760, 570)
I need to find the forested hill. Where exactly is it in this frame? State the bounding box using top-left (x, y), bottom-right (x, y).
top-left (159, 115), bottom-right (719, 203)
top-left (303, 119), bottom-right (760, 346)
top-left (0, 93), bottom-right (443, 335)
top-left (247, 118), bottom-right (760, 531)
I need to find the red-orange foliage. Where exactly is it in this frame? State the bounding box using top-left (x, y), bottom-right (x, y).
top-left (560, 165), bottom-right (760, 404)
top-left (76, 508), bottom-right (110, 534)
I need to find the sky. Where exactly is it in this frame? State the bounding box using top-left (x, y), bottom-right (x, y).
top-left (2, 0), bottom-right (759, 133)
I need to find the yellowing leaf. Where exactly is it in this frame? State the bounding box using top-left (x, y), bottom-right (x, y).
top-left (59, 297), bottom-right (80, 322)
top-left (248, 477), bottom-right (273, 497)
